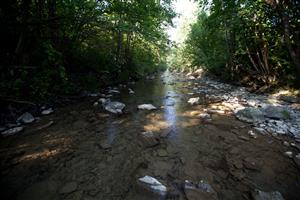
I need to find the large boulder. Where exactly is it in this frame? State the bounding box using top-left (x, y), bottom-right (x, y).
top-left (235, 107), bottom-right (265, 123)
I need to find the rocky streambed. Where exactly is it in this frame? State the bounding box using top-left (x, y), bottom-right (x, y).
top-left (0, 70), bottom-right (300, 200)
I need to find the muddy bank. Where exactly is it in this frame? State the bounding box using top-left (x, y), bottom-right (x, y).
top-left (0, 71), bottom-right (300, 200)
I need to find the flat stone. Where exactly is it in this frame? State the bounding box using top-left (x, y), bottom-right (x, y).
top-left (235, 107), bottom-right (265, 123)
top-left (59, 182), bottom-right (77, 194)
top-left (138, 104), bottom-right (157, 110)
top-left (1, 126), bottom-right (24, 137)
top-left (263, 105), bottom-right (290, 120)
top-left (41, 108), bottom-right (54, 115)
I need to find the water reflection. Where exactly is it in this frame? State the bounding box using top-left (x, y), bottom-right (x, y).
top-left (162, 71), bottom-right (178, 137)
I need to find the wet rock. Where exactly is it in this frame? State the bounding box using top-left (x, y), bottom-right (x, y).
top-left (41, 108), bottom-right (54, 115)
top-left (157, 149), bottom-right (168, 157)
top-left (284, 151), bottom-right (293, 158)
top-left (251, 189), bottom-right (285, 200)
top-left (59, 182), bottom-right (77, 194)
top-left (235, 107), bottom-right (265, 123)
top-left (108, 89), bottom-right (120, 94)
top-left (138, 104), bottom-right (157, 110)
top-left (263, 105), bottom-right (290, 120)
top-left (248, 130), bottom-right (257, 139)
top-left (282, 141), bottom-right (289, 147)
top-left (1, 126), bottom-right (24, 137)
top-left (184, 180), bottom-right (217, 200)
top-left (188, 97), bottom-right (200, 105)
top-left (17, 112), bottom-right (35, 124)
top-left (199, 113), bottom-right (211, 121)
top-left (103, 101), bottom-right (125, 114)
top-left (140, 131), bottom-right (160, 147)
top-left (294, 154), bottom-right (300, 167)
top-left (99, 141), bottom-right (112, 150)
top-left (137, 175), bottom-right (167, 197)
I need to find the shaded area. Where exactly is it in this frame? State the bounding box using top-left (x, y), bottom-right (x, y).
top-left (0, 72), bottom-right (300, 200)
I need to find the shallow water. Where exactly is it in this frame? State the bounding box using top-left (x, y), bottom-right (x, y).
top-left (1, 71), bottom-right (300, 200)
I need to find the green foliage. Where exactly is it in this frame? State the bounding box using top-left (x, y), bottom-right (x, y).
top-left (0, 0), bottom-right (175, 99)
top-left (173, 0), bottom-right (300, 87)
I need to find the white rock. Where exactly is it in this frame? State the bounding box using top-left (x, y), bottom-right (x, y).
top-left (128, 88), bottom-right (135, 94)
top-left (284, 151), bottom-right (293, 158)
top-left (138, 104), bottom-right (157, 110)
top-left (93, 102), bottom-right (99, 107)
top-left (104, 101), bottom-right (125, 114)
top-left (248, 130), bottom-right (257, 139)
top-left (108, 89), bottom-right (120, 94)
top-left (137, 175), bottom-right (167, 197)
top-left (188, 97), bottom-right (200, 105)
top-left (17, 112), bottom-right (35, 124)
top-left (98, 98), bottom-right (107, 104)
top-left (41, 108), bottom-right (54, 115)
top-left (1, 126), bottom-right (24, 137)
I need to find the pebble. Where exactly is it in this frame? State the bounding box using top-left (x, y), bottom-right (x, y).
top-left (284, 151), bottom-right (293, 158)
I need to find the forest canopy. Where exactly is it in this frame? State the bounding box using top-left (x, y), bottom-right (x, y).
top-left (0, 0), bottom-right (175, 99)
top-left (170, 0), bottom-right (300, 89)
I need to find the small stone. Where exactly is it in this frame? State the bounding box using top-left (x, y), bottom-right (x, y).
top-left (140, 131), bottom-right (160, 147)
top-left (283, 141), bottom-right (289, 147)
top-left (59, 182), bottom-right (77, 194)
top-left (137, 175), bottom-right (167, 197)
top-left (138, 104), bottom-right (157, 110)
top-left (188, 97), bottom-right (200, 105)
top-left (42, 108), bottom-right (54, 115)
top-left (93, 102), bottom-right (99, 107)
top-left (104, 101), bottom-right (125, 114)
top-left (248, 130), bottom-right (257, 139)
top-left (284, 151), bottom-right (293, 158)
top-left (17, 112), bottom-right (35, 124)
top-left (294, 154), bottom-right (300, 167)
